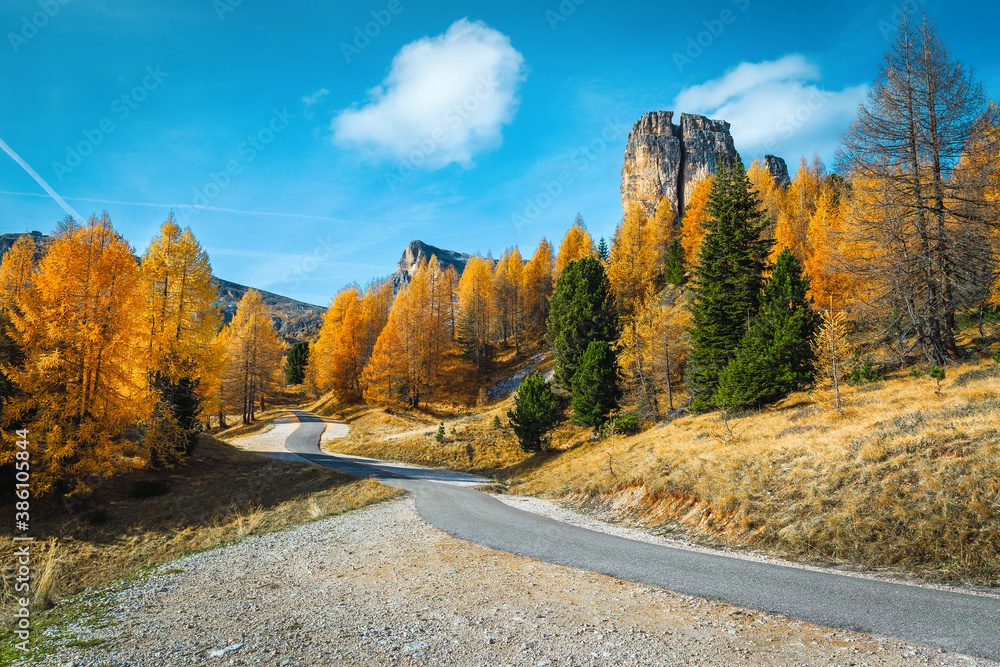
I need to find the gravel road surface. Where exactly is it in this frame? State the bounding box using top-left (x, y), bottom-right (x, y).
top-left (31, 497), bottom-right (992, 667)
top-left (283, 411), bottom-right (1000, 663)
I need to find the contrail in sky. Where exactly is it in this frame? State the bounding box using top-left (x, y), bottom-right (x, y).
top-left (0, 137), bottom-right (82, 221)
top-left (0, 190), bottom-right (351, 223)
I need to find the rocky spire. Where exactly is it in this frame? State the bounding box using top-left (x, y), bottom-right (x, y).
top-left (763, 154), bottom-right (792, 187)
top-left (621, 111), bottom-right (741, 219)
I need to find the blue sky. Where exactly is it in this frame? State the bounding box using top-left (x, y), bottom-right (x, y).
top-left (2, 0), bottom-right (998, 306)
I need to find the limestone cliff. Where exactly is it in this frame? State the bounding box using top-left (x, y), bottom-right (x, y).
top-left (621, 111), bottom-right (741, 219)
top-left (764, 155), bottom-right (792, 187)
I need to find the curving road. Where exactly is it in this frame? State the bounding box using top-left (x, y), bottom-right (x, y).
top-left (283, 410), bottom-right (490, 485)
top-left (283, 409), bottom-right (1000, 661)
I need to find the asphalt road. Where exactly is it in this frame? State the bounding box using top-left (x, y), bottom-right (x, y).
top-left (283, 409), bottom-right (1000, 661)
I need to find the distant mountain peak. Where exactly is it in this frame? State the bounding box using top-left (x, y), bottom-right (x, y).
top-left (388, 239), bottom-right (478, 292)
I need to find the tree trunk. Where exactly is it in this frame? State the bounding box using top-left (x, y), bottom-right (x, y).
top-left (664, 330), bottom-right (674, 412)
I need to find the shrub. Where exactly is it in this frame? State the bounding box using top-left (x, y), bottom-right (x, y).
top-left (492, 415), bottom-right (502, 429)
top-left (436, 423), bottom-right (445, 443)
top-left (929, 365), bottom-right (945, 389)
top-left (600, 414), bottom-right (642, 438)
top-left (614, 414), bottom-right (642, 435)
top-left (847, 356), bottom-right (882, 385)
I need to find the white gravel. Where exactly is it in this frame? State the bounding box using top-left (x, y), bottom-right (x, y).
top-left (28, 495), bottom-right (995, 667)
top-left (228, 418), bottom-right (301, 455)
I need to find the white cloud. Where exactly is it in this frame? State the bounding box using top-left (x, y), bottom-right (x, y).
top-left (303, 88), bottom-right (329, 117)
top-left (673, 54), bottom-right (867, 163)
top-left (332, 18), bottom-right (526, 169)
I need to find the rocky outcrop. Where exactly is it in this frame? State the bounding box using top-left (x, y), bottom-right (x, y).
top-left (0, 232), bottom-right (325, 343)
top-left (0, 231), bottom-right (49, 260)
top-left (387, 240), bottom-right (481, 293)
top-left (764, 155), bottom-right (791, 187)
top-left (621, 112), bottom-right (741, 219)
top-left (212, 278), bottom-right (325, 344)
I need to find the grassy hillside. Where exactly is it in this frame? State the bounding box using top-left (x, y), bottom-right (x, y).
top-left (509, 359), bottom-right (1000, 584)
top-left (326, 353), bottom-right (1000, 586)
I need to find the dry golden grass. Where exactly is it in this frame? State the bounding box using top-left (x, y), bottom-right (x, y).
top-left (0, 434), bottom-right (401, 622)
top-left (312, 344), bottom-right (556, 473)
top-left (320, 401), bottom-right (531, 473)
top-left (506, 360), bottom-right (1000, 584)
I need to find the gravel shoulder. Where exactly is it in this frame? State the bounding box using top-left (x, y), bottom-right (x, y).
top-left (28, 495), bottom-right (995, 667)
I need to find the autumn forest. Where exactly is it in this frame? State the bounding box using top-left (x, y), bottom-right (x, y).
top-left (2, 14), bottom-right (1000, 499)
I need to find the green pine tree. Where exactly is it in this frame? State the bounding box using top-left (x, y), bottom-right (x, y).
top-left (570, 340), bottom-right (622, 427)
top-left (507, 372), bottom-right (560, 452)
top-left (597, 237), bottom-right (610, 262)
top-left (547, 257), bottom-right (619, 390)
top-left (285, 341), bottom-right (309, 385)
top-left (686, 160), bottom-right (774, 412)
top-left (663, 238), bottom-right (686, 286)
top-left (717, 249), bottom-right (819, 411)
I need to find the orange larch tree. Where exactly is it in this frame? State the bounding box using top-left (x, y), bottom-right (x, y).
top-left (492, 247), bottom-right (523, 351)
top-left (332, 297), bottom-right (365, 399)
top-left (457, 255), bottom-right (495, 368)
top-left (608, 204), bottom-right (648, 318)
top-left (3, 214), bottom-right (146, 495)
top-left (361, 308), bottom-right (407, 406)
top-left (219, 288), bottom-right (286, 424)
top-left (679, 174), bottom-right (715, 264)
top-left (804, 177), bottom-right (852, 301)
top-left (555, 218), bottom-right (597, 279)
top-left (139, 216), bottom-right (225, 441)
top-left (306, 286), bottom-right (361, 395)
top-left (521, 237), bottom-right (555, 331)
